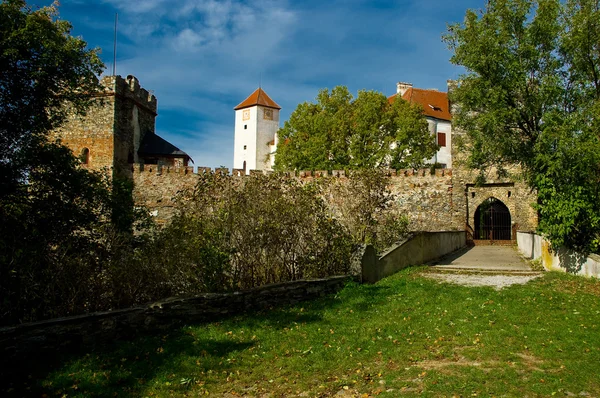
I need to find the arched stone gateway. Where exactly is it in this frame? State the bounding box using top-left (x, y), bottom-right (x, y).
top-left (474, 197), bottom-right (512, 240)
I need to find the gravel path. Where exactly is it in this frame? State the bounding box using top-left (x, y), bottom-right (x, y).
top-left (423, 272), bottom-right (542, 290)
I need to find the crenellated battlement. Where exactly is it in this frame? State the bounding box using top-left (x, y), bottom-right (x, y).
top-left (100, 75), bottom-right (157, 113)
top-left (132, 163), bottom-right (459, 231)
top-left (130, 163), bottom-right (452, 179)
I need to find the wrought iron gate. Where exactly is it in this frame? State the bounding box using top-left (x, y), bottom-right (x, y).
top-left (474, 198), bottom-right (512, 240)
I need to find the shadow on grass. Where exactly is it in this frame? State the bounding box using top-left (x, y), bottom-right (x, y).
top-left (5, 328), bottom-right (256, 397)
top-left (3, 275), bottom-right (428, 396)
top-left (2, 283), bottom-right (360, 396)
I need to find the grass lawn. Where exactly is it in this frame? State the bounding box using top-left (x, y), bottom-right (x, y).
top-left (8, 267), bottom-right (600, 397)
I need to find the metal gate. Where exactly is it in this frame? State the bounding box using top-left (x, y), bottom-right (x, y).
top-left (474, 198), bottom-right (512, 240)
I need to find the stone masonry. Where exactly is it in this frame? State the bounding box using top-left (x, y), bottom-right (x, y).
top-left (131, 164), bottom-right (537, 238)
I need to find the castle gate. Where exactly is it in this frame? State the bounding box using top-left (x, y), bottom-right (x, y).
top-left (473, 197), bottom-right (512, 241)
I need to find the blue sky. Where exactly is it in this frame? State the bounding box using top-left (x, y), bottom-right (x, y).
top-left (51, 0), bottom-right (483, 169)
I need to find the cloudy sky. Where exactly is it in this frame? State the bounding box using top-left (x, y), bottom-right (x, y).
top-left (53, 0), bottom-right (483, 169)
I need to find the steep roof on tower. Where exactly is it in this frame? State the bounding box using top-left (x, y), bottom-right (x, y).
top-left (234, 88), bottom-right (281, 110)
top-left (138, 131), bottom-right (193, 162)
top-left (388, 87), bottom-right (452, 121)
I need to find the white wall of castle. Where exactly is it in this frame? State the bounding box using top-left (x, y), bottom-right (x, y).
top-left (233, 106), bottom-right (279, 173)
top-left (425, 118), bottom-right (452, 169)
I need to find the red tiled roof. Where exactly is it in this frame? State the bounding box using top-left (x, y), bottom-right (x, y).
top-left (234, 88), bottom-right (281, 110)
top-left (388, 88), bottom-right (452, 121)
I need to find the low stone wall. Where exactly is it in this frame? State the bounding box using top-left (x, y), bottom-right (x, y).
top-left (0, 276), bottom-right (352, 362)
top-left (517, 231), bottom-right (600, 278)
top-left (361, 231), bottom-right (466, 283)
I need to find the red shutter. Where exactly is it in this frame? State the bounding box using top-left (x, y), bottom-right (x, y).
top-left (437, 132), bottom-right (446, 147)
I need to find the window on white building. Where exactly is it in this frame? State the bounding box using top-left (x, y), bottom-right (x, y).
top-left (437, 132), bottom-right (446, 147)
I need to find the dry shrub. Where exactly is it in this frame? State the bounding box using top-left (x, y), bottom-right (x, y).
top-left (160, 173), bottom-right (355, 290)
top-left (325, 169), bottom-right (409, 253)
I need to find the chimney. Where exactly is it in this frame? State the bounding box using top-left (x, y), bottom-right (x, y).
top-left (396, 82), bottom-right (412, 96)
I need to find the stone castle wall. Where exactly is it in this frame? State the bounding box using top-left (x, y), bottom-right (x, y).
top-left (53, 92), bottom-right (116, 171)
top-left (132, 165), bottom-right (464, 231)
top-left (450, 158), bottom-right (538, 238)
top-left (53, 75), bottom-right (157, 177)
top-left (132, 164), bottom-right (538, 236)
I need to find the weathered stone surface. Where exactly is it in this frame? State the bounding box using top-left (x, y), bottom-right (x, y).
top-left (131, 166), bottom-right (537, 234)
top-left (53, 75), bottom-right (158, 178)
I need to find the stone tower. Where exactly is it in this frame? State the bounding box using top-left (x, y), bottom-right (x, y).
top-left (54, 75), bottom-right (190, 178)
top-left (233, 88), bottom-right (281, 173)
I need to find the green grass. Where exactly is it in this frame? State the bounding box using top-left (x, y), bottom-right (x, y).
top-left (7, 268), bottom-right (600, 397)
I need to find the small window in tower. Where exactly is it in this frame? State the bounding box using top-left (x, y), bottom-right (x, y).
top-left (81, 148), bottom-right (90, 165)
top-left (244, 125), bottom-right (247, 130)
top-left (471, 192), bottom-right (475, 198)
top-left (508, 191), bottom-right (512, 198)
top-left (244, 145), bottom-right (247, 150)
top-left (437, 132), bottom-right (446, 147)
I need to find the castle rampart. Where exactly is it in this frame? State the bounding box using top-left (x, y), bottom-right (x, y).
top-left (132, 165), bottom-right (463, 231)
top-left (54, 75), bottom-right (159, 176)
top-left (98, 75), bottom-right (158, 115)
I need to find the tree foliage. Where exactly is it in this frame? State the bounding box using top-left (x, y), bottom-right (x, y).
top-left (444, 0), bottom-right (600, 252)
top-left (0, 0), bottom-right (122, 324)
top-left (0, 0), bottom-right (104, 181)
top-left (274, 86), bottom-right (438, 171)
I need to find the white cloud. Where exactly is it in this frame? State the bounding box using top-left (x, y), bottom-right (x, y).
top-left (101, 0), bottom-right (171, 14)
top-left (80, 0), bottom-right (477, 168)
top-left (173, 28), bottom-right (205, 52)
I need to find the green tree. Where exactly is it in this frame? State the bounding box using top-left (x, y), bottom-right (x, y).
top-left (0, 0), bottom-right (120, 324)
top-left (444, 0), bottom-right (600, 252)
top-left (274, 86), bottom-right (437, 171)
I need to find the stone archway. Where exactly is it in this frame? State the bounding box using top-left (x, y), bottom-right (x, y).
top-left (474, 197), bottom-right (512, 240)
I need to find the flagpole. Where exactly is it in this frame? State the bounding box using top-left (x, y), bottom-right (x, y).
top-left (113, 13), bottom-right (118, 76)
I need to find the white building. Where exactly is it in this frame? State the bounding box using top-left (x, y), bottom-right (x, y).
top-left (233, 88), bottom-right (281, 173)
top-left (388, 82), bottom-right (453, 168)
top-left (234, 82), bottom-right (452, 172)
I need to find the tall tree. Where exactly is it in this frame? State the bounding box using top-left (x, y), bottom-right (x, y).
top-left (0, 0), bottom-right (118, 324)
top-left (444, 0), bottom-right (600, 252)
top-left (273, 86), bottom-right (437, 171)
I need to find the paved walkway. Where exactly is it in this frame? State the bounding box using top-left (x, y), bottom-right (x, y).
top-left (425, 245), bottom-right (541, 289)
top-left (432, 245), bottom-right (532, 272)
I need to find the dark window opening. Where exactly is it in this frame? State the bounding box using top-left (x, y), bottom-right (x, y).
top-left (437, 132), bottom-right (446, 147)
top-left (81, 148), bottom-right (90, 165)
top-left (507, 191), bottom-right (512, 198)
top-left (244, 125), bottom-right (247, 130)
top-left (244, 145), bottom-right (247, 150)
top-left (471, 192), bottom-right (475, 198)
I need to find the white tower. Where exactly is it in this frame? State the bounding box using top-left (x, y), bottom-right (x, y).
top-left (233, 88), bottom-right (281, 173)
